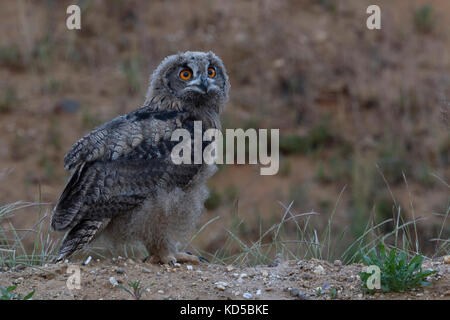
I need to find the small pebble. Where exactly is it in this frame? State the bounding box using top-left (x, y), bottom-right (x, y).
top-left (226, 265), bottom-right (234, 272)
top-left (55, 99), bottom-right (80, 113)
top-left (215, 281), bottom-right (228, 291)
top-left (444, 256), bottom-right (450, 265)
top-left (289, 288), bottom-right (299, 297)
top-left (243, 292), bottom-right (252, 299)
top-left (301, 273), bottom-right (312, 280)
top-left (322, 282), bottom-right (331, 290)
top-left (109, 277), bottom-right (119, 287)
top-left (314, 265), bottom-right (325, 275)
top-left (333, 260), bottom-right (342, 267)
top-left (14, 264), bottom-right (26, 271)
top-left (186, 265), bottom-right (193, 271)
top-left (298, 291), bottom-right (309, 300)
top-left (256, 289), bottom-right (261, 295)
top-left (83, 256), bottom-right (92, 265)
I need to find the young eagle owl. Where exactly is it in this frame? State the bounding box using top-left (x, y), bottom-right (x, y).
top-left (51, 51), bottom-right (230, 264)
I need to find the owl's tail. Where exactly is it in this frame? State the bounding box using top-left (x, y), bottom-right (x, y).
top-left (55, 219), bottom-right (104, 262)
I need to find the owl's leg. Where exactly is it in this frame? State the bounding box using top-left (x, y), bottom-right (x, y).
top-left (143, 238), bottom-right (179, 265)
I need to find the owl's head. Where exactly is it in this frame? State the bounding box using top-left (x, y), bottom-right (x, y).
top-left (146, 51), bottom-right (230, 112)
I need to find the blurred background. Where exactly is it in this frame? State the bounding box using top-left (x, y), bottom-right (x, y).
top-left (0, 0), bottom-right (448, 262)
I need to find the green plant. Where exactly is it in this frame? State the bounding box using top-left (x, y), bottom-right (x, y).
top-left (0, 87), bottom-right (18, 113)
top-left (316, 0), bottom-right (336, 12)
top-left (414, 4), bottom-right (435, 34)
top-left (316, 287), bottom-right (322, 297)
top-left (329, 287), bottom-right (337, 299)
top-left (0, 197), bottom-right (60, 268)
top-left (81, 109), bottom-right (103, 129)
top-left (205, 186), bottom-right (222, 210)
top-left (0, 45), bottom-right (23, 70)
top-left (117, 280), bottom-right (148, 300)
top-left (122, 55), bottom-right (142, 94)
top-left (279, 135), bottom-right (307, 155)
top-left (307, 121), bottom-right (333, 153)
top-left (359, 242), bottom-right (436, 294)
top-left (0, 285), bottom-right (34, 300)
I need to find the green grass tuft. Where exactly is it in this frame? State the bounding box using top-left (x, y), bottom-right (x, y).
top-left (359, 242), bottom-right (436, 293)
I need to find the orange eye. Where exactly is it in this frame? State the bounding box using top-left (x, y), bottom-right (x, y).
top-left (179, 69), bottom-right (192, 80)
top-left (207, 67), bottom-right (216, 78)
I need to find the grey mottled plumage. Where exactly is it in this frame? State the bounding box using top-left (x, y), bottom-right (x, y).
top-left (51, 51), bottom-right (230, 263)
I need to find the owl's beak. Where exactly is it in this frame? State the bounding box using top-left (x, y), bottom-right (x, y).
top-left (187, 75), bottom-right (209, 94)
top-left (195, 75), bottom-right (209, 94)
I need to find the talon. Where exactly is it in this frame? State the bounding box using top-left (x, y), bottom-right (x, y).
top-left (183, 251), bottom-right (208, 263)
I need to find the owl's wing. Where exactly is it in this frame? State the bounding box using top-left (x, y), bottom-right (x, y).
top-left (51, 109), bottom-right (201, 260)
top-left (64, 109), bottom-right (182, 171)
top-left (51, 109), bottom-right (192, 231)
top-left (53, 156), bottom-right (201, 261)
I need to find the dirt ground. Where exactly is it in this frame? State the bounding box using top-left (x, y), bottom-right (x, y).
top-left (0, 256), bottom-right (448, 300)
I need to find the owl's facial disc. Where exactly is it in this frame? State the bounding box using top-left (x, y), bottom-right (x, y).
top-left (183, 73), bottom-right (209, 94)
top-left (178, 63), bottom-right (220, 96)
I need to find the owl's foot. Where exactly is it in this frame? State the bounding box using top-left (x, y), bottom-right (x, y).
top-left (143, 251), bottom-right (207, 265)
top-left (183, 251), bottom-right (209, 263)
top-left (174, 252), bottom-right (202, 264)
top-left (143, 254), bottom-right (177, 265)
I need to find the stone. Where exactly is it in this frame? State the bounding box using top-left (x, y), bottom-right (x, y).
top-left (313, 265), bottom-right (325, 275)
top-left (243, 292), bottom-right (252, 299)
top-left (109, 277), bottom-right (119, 287)
top-left (215, 282), bottom-right (228, 291)
top-left (289, 288), bottom-right (299, 297)
top-left (333, 260), bottom-right (342, 267)
top-left (54, 99), bottom-right (80, 113)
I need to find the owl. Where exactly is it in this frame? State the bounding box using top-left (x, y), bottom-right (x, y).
top-left (51, 51), bottom-right (230, 264)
